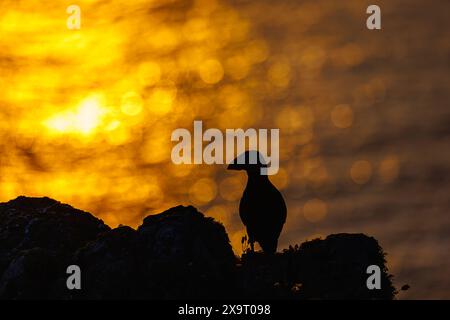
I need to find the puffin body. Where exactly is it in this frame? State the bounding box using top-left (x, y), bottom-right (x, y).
top-left (228, 151), bottom-right (287, 254)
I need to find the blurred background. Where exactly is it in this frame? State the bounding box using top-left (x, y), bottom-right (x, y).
top-left (0, 0), bottom-right (449, 299)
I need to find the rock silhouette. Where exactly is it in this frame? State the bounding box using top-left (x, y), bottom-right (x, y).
top-left (0, 197), bottom-right (396, 299)
top-left (0, 196), bottom-right (109, 299)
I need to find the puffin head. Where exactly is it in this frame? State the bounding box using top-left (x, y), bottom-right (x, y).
top-left (227, 150), bottom-right (267, 175)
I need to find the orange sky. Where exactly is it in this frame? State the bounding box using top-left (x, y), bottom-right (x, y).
top-left (0, 0), bottom-right (449, 298)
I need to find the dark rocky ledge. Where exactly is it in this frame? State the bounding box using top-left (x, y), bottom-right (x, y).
top-left (0, 196), bottom-right (396, 299)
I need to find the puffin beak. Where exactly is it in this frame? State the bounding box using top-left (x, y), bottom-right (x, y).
top-left (227, 163), bottom-right (239, 170)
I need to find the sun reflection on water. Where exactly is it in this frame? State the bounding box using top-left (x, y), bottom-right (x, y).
top-left (2, 2), bottom-right (444, 293)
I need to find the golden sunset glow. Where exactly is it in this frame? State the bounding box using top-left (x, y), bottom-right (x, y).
top-left (1, 0), bottom-right (449, 299)
top-left (45, 94), bottom-right (106, 134)
top-left (0, 0), bottom-right (284, 250)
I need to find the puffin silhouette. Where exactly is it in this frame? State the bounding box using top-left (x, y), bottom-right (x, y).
top-left (228, 151), bottom-right (287, 254)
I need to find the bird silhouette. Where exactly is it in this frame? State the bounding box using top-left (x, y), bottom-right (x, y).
top-left (228, 151), bottom-right (287, 254)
